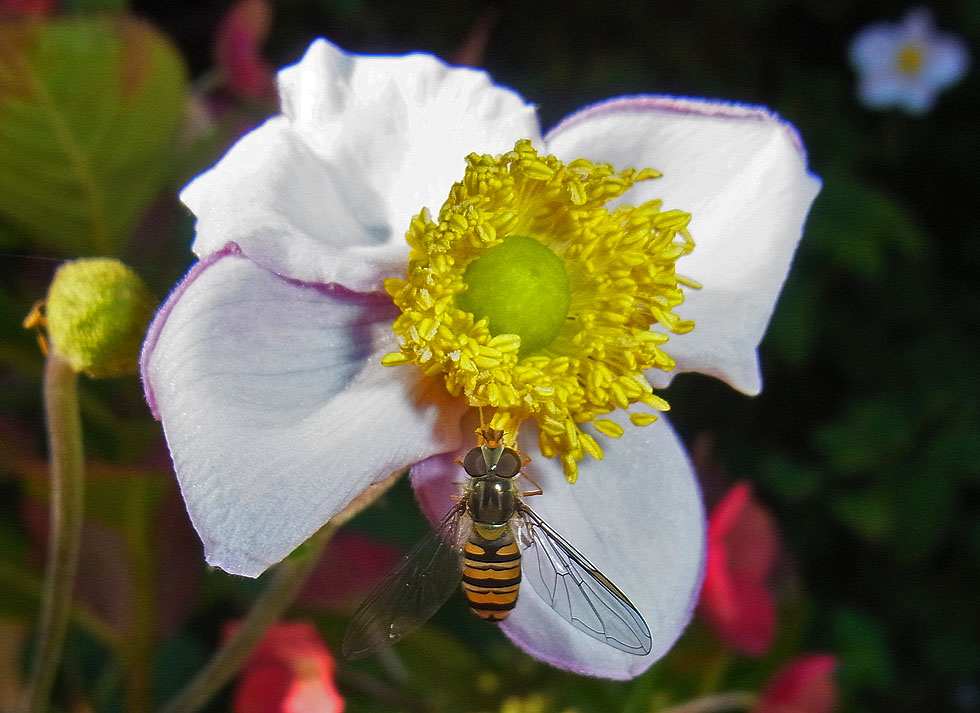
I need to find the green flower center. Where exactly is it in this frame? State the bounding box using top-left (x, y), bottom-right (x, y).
top-left (456, 235), bottom-right (571, 356)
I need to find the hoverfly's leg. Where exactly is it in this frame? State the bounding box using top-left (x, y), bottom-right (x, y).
top-left (520, 469), bottom-right (543, 498)
top-left (448, 481), bottom-right (466, 501)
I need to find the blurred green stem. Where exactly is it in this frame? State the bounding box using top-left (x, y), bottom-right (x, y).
top-left (23, 351), bottom-right (85, 713)
top-left (697, 647), bottom-right (733, 697)
top-left (0, 561), bottom-right (117, 649)
top-left (125, 482), bottom-right (157, 713)
top-left (159, 469), bottom-right (404, 713)
top-left (656, 691), bottom-right (757, 713)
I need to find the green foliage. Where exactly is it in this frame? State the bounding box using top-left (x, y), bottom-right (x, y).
top-left (804, 174), bottom-right (925, 281)
top-left (832, 608), bottom-right (896, 692)
top-left (0, 16), bottom-right (187, 255)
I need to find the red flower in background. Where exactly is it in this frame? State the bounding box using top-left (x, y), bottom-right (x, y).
top-left (699, 481), bottom-right (780, 656)
top-left (230, 621), bottom-right (344, 713)
top-left (0, 0), bottom-right (58, 16)
top-left (213, 0), bottom-right (275, 101)
top-left (753, 654), bottom-right (838, 713)
top-left (297, 530), bottom-right (402, 610)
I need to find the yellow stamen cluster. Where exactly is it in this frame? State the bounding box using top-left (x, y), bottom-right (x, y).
top-left (383, 139), bottom-right (695, 482)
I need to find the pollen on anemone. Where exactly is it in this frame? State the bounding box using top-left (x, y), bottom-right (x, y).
top-left (141, 38), bottom-right (820, 679)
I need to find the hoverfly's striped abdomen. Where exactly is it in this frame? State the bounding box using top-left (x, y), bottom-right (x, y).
top-left (461, 530), bottom-right (521, 622)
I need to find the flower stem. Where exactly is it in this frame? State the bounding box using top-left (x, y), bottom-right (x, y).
top-left (23, 351), bottom-right (85, 713)
top-left (159, 470), bottom-right (404, 713)
top-left (655, 691), bottom-right (758, 713)
top-left (124, 484), bottom-right (157, 713)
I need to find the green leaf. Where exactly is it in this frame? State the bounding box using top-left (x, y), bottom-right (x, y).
top-left (804, 174), bottom-right (926, 281)
top-left (0, 16), bottom-right (187, 255)
top-left (831, 489), bottom-right (895, 542)
top-left (832, 607), bottom-right (896, 692)
top-left (759, 452), bottom-right (822, 502)
top-left (813, 399), bottom-right (915, 477)
top-left (62, 0), bottom-right (130, 11)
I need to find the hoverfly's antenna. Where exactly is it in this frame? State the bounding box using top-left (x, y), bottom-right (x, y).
top-left (474, 405), bottom-right (505, 448)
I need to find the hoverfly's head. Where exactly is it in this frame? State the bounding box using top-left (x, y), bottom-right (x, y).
top-left (461, 444), bottom-right (522, 479)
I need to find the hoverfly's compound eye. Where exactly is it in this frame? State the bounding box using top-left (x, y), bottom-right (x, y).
top-left (462, 447), bottom-right (489, 477)
top-left (494, 448), bottom-right (522, 478)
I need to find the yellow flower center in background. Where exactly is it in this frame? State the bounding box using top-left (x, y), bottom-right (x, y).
top-left (896, 43), bottom-right (924, 75)
top-left (383, 140), bottom-right (696, 482)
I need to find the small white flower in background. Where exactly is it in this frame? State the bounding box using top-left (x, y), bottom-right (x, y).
top-left (849, 7), bottom-right (970, 115)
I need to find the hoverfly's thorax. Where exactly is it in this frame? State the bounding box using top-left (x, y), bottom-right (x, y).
top-left (467, 476), bottom-right (519, 527)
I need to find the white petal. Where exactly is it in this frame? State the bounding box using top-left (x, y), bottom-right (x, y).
top-left (182, 39), bottom-right (541, 290)
top-left (896, 81), bottom-right (938, 115)
top-left (925, 36), bottom-right (970, 88)
top-left (411, 415), bottom-right (705, 679)
top-left (181, 117), bottom-right (407, 292)
top-left (141, 248), bottom-right (466, 577)
top-left (545, 97), bottom-right (821, 394)
top-left (278, 39), bottom-right (541, 236)
top-left (849, 24), bottom-right (901, 74)
top-left (857, 74), bottom-right (907, 108)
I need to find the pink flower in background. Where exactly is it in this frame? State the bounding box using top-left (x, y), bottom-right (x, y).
top-left (297, 531), bottom-right (402, 610)
top-left (0, 0), bottom-right (58, 16)
top-left (849, 8), bottom-right (970, 114)
top-left (753, 654), bottom-right (838, 713)
top-left (214, 0), bottom-right (276, 101)
top-left (229, 621), bottom-right (344, 713)
top-left (700, 482), bottom-right (780, 656)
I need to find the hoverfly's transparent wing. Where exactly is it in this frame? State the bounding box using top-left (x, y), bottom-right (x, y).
top-left (518, 505), bottom-right (653, 655)
top-left (342, 502), bottom-right (467, 659)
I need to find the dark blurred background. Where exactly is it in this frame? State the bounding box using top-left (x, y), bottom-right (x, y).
top-left (2, 1), bottom-right (978, 712)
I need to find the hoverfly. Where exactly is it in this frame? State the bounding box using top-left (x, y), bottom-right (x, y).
top-left (342, 426), bottom-right (653, 659)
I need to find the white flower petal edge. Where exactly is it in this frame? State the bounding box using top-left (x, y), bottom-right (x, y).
top-left (411, 416), bottom-right (705, 680)
top-left (184, 39), bottom-right (542, 292)
top-left (545, 96), bottom-right (821, 395)
top-left (849, 21), bottom-right (903, 75)
top-left (141, 246), bottom-right (466, 577)
top-left (924, 34), bottom-right (970, 88)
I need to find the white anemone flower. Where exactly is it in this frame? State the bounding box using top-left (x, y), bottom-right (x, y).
top-left (141, 38), bottom-right (820, 679)
top-left (849, 7), bottom-right (970, 115)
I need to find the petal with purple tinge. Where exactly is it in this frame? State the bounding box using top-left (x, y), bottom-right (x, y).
top-left (545, 96), bottom-right (820, 395)
top-left (142, 249), bottom-right (465, 576)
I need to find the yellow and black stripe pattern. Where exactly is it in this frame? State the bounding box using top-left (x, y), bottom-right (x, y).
top-left (461, 532), bottom-right (521, 622)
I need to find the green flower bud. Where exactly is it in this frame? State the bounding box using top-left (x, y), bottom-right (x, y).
top-left (44, 258), bottom-right (156, 378)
